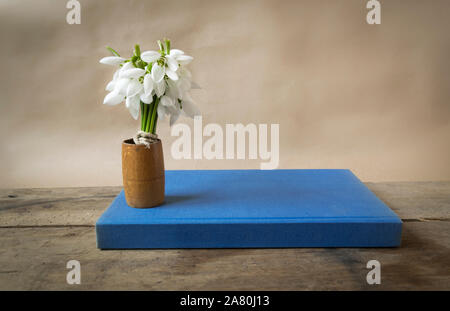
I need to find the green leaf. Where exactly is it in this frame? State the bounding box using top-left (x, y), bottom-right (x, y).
top-left (106, 46), bottom-right (120, 57)
top-left (165, 38), bottom-right (171, 54)
top-left (131, 55), bottom-right (138, 67)
top-left (134, 44), bottom-right (141, 57)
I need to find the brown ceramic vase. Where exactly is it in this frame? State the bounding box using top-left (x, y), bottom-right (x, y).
top-left (122, 138), bottom-right (165, 208)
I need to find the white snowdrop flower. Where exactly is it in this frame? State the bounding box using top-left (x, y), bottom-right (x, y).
top-left (100, 39), bottom-right (200, 134)
top-left (167, 79), bottom-right (181, 100)
top-left (165, 55), bottom-right (179, 81)
top-left (121, 68), bottom-right (146, 79)
top-left (114, 78), bottom-right (131, 96)
top-left (155, 79), bottom-right (166, 97)
top-left (160, 95), bottom-right (174, 108)
top-left (141, 50), bottom-right (161, 63)
top-left (177, 77), bottom-right (191, 95)
top-left (118, 62), bottom-right (134, 78)
top-left (180, 92), bottom-right (201, 118)
top-left (143, 74), bottom-right (154, 95)
top-left (103, 91), bottom-right (124, 106)
top-left (140, 92), bottom-right (153, 104)
top-left (166, 55), bottom-right (178, 71)
top-left (167, 101), bottom-right (182, 126)
top-left (126, 79), bottom-right (143, 98)
top-left (176, 55), bottom-right (193, 65)
top-left (99, 56), bottom-right (126, 66)
top-left (151, 63), bottom-right (165, 83)
top-left (105, 80), bottom-right (116, 92)
top-left (157, 95), bottom-right (175, 120)
top-left (105, 68), bottom-right (121, 91)
top-left (170, 111), bottom-right (181, 126)
top-left (165, 67), bottom-right (178, 81)
top-left (179, 66), bottom-right (192, 79)
top-left (126, 93), bottom-right (141, 120)
top-left (169, 49), bottom-right (193, 65)
top-left (157, 103), bottom-right (167, 120)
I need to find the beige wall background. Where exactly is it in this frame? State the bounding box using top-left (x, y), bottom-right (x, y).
top-left (0, 0), bottom-right (449, 188)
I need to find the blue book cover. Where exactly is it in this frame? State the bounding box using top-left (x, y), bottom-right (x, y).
top-left (96, 169), bottom-right (402, 249)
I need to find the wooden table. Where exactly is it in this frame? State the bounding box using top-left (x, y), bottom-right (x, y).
top-left (0, 182), bottom-right (449, 290)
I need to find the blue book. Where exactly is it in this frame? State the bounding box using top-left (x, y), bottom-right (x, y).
top-left (96, 170), bottom-right (402, 248)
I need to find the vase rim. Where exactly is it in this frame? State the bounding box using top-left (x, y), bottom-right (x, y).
top-left (122, 138), bottom-right (161, 146)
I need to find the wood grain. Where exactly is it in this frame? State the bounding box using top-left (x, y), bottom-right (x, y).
top-left (0, 182), bottom-right (449, 290)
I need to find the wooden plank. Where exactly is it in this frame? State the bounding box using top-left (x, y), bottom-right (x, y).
top-left (0, 222), bottom-right (448, 290)
top-left (0, 182), bottom-right (448, 290)
top-left (366, 182), bottom-right (450, 221)
top-left (0, 187), bottom-right (121, 227)
top-left (0, 182), bottom-right (449, 227)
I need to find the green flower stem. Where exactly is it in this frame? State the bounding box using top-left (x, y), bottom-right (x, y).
top-left (145, 103), bottom-right (152, 132)
top-left (142, 102), bottom-right (149, 132)
top-left (149, 97), bottom-right (159, 134)
top-left (152, 113), bottom-right (159, 135)
top-left (140, 101), bottom-right (145, 131)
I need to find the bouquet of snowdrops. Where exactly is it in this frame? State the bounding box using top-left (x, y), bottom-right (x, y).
top-left (100, 39), bottom-right (200, 144)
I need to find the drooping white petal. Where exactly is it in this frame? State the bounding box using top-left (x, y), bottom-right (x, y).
top-left (167, 79), bottom-right (181, 99)
top-left (177, 77), bottom-right (191, 93)
top-left (103, 92), bottom-right (124, 106)
top-left (157, 104), bottom-right (167, 120)
top-left (141, 50), bottom-right (161, 63)
top-left (114, 78), bottom-right (130, 95)
top-left (170, 111), bottom-right (180, 126)
top-left (105, 80), bottom-right (115, 92)
top-left (99, 56), bottom-right (126, 66)
top-left (127, 94), bottom-right (140, 120)
top-left (165, 103), bottom-right (181, 124)
top-left (170, 49), bottom-right (184, 58)
top-left (126, 79), bottom-right (143, 97)
top-left (160, 95), bottom-right (174, 107)
top-left (176, 55), bottom-right (193, 65)
top-left (165, 55), bottom-right (178, 72)
top-left (140, 92), bottom-right (153, 104)
top-left (143, 74), bottom-right (154, 95)
top-left (119, 62), bottom-right (134, 75)
top-left (182, 98), bottom-right (201, 118)
top-left (112, 69), bottom-right (120, 81)
top-left (151, 64), bottom-right (165, 83)
top-left (165, 68), bottom-right (179, 81)
top-left (178, 67), bottom-right (192, 79)
top-left (129, 106), bottom-right (140, 120)
top-left (169, 101), bottom-right (181, 113)
top-left (155, 80), bottom-right (166, 97)
top-left (121, 68), bottom-right (146, 79)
